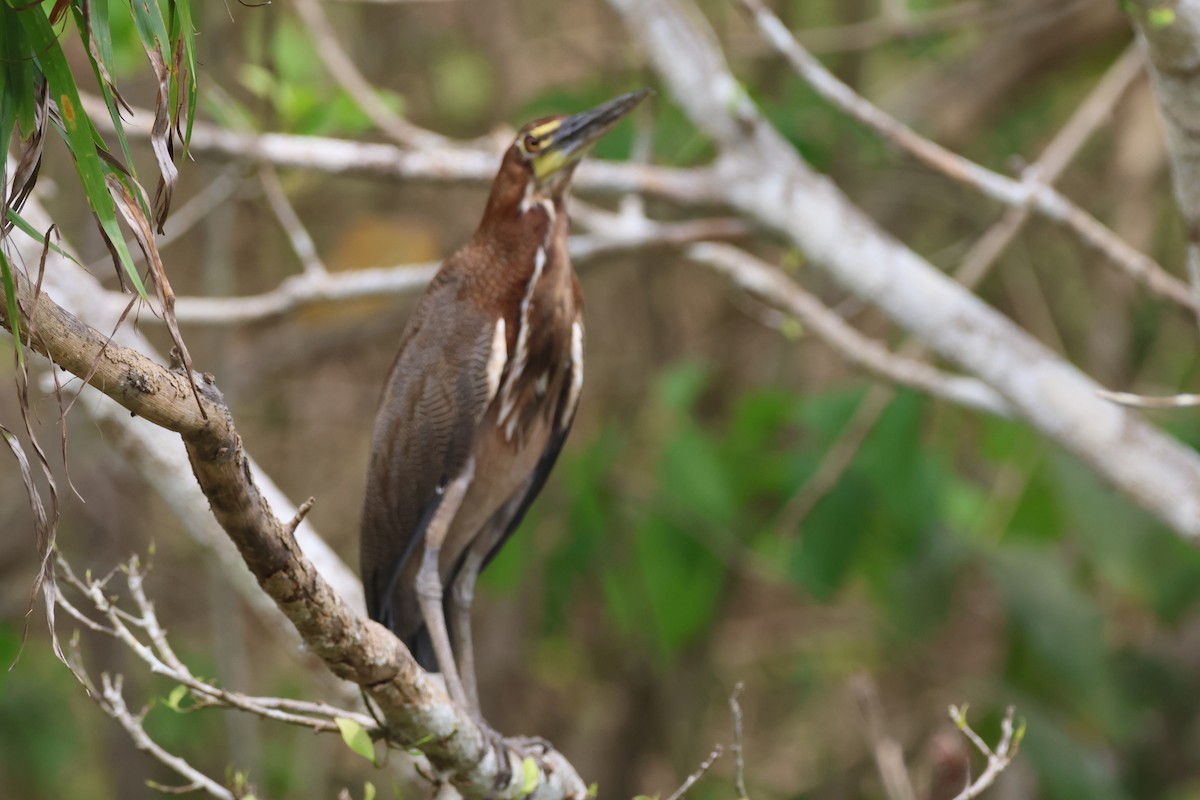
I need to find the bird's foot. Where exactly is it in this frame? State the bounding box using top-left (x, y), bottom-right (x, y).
top-left (504, 734), bottom-right (553, 758)
top-left (477, 722), bottom-right (557, 790)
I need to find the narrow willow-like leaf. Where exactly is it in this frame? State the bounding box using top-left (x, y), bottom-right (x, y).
top-left (169, 0), bottom-right (197, 150)
top-left (10, 0), bottom-right (145, 297)
top-left (128, 0), bottom-right (180, 229)
top-left (5, 209), bottom-right (81, 266)
top-left (74, 0), bottom-right (136, 173)
top-left (129, 0), bottom-right (170, 52)
top-left (0, 3), bottom-right (36, 136)
top-left (0, 248), bottom-right (23, 367)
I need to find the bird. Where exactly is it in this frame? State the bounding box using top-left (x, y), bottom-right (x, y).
top-left (359, 90), bottom-right (650, 725)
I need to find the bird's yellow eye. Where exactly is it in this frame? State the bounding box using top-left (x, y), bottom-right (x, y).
top-left (523, 134), bottom-right (541, 153)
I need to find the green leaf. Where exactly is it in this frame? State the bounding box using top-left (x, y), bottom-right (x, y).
top-left (0, 2), bottom-right (35, 135)
top-left (168, 0), bottom-right (198, 149)
top-left (789, 472), bottom-right (871, 600)
top-left (5, 209), bottom-right (81, 265)
top-left (0, 249), bottom-right (22, 367)
top-left (1148, 7), bottom-right (1175, 27)
top-left (515, 757), bottom-right (539, 798)
top-left (634, 514), bottom-right (725, 655)
top-left (431, 45), bottom-right (493, 126)
top-left (992, 548), bottom-right (1125, 734)
top-left (363, 782), bottom-right (376, 800)
top-left (72, 0), bottom-right (137, 172)
top-left (661, 428), bottom-right (737, 525)
top-left (162, 683), bottom-right (187, 712)
top-left (128, 0), bottom-right (170, 53)
top-left (10, 1), bottom-right (144, 295)
top-left (656, 361), bottom-right (711, 413)
top-left (334, 717), bottom-right (377, 765)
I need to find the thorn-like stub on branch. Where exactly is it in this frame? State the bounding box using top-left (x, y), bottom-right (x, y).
top-left (284, 497), bottom-right (316, 536)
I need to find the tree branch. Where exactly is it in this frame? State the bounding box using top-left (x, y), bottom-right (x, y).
top-left (2, 204), bottom-right (587, 799)
top-left (98, 216), bottom-right (750, 327)
top-left (607, 0), bottom-right (1200, 540)
top-left (738, 0), bottom-right (1192, 314)
top-left (1128, 0), bottom-right (1200, 327)
top-left (685, 243), bottom-right (1012, 417)
top-left (82, 94), bottom-right (721, 205)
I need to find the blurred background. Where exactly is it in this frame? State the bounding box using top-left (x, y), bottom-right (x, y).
top-left (5, 0), bottom-right (1200, 798)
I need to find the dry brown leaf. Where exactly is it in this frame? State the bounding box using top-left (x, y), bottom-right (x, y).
top-left (145, 48), bottom-right (178, 233)
top-left (105, 175), bottom-right (205, 419)
top-left (2, 423), bottom-right (61, 668)
top-left (2, 81), bottom-right (49, 235)
top-left (80, 0), bottom-right (133, 121)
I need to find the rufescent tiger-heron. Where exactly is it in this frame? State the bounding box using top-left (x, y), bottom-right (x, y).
top-left (359, 90), bottom-right (651, 729)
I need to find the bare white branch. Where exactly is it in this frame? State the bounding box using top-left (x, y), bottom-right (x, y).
top-left (1096, 389), bottom-right (1200, 409)
top-left (81, 93), bottom-right (722, 205)
top-left (853, 675), bottom-right (918, 800)
top-left (100, 673), bottom-right (236, 800)
top-left (259, 165), bottom-right (328, 276)
top-left (292, 0), bottom-right (451, 149)
top-left (686, 243), bottom-right (1012, 418)
top-left (1129, 0), bottom-right (1200, 328)
top-left (100, 216), bottom-right (749, 327)
top-left (664, 745), bottom-right (723, 800)
top-left (58, 555), bottom-right (378, 737)
top-left (777, 43), bottom-right (1142, 530)
top-left (729, 683), bottom-right (749, 800)
top-left (608, 0), bottom-right (1200, 540)
top-left (947, 705), bottom-right (1024, 800)
top-left (737, 0), bottom-right (1190, 314)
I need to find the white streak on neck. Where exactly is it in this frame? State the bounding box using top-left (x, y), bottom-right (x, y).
top-left (484, 317), bottom-right (507, 401)
top-left (498, 245), bottom-right (546, 439)
top-left (563, 320), bottom-right (584, 428)
top-left (519, 181), bottom-right (556, 225)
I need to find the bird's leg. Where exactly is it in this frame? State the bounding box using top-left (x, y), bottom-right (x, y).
top-left (449, 547), bottom-right (485, 717)
top-left (414, 462), bottom-right (474, 711)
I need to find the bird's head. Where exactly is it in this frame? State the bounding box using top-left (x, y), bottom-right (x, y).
top-left (481, 90), bottom-right (651, 224)
top-left (507, 90), bottom-right (651, 199)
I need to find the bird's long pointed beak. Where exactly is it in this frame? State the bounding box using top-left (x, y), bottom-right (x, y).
top-left (532, 89), bottom-right (653, 180)
top-left (551, 89), bottom-right (652, 158)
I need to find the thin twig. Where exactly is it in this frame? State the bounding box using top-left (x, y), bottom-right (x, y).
top-left (852, 675), bottom-right (918, 800)
top-left (103, 216), bottom-right (751, 326)
top-left (664, 745), bottom-right (723, 800)
top-left (685, 243), bottom-right (1012, 418)
top-left (259, 165), bottom-right (328, 276)
top-left (955, 43), bottom-right (1144, 289)
top-left (738, 0), bottom-right (1191, 314)
top-left (1096, 389), bottom-right (1200, 409)
top-left (947, 705), bottom-right (1024, 800)
top-left (292, 0), bottom-right (453, 149)
top-left (99, 673), bottom-right (235, 800)
top-left (729, 682), bottom-right (749, 800)
top-left (57, 554), bottom-right (378, 736)
top-left (733, 1), bottom-right (1051, 55)
top-left (774, 44), bottom-right (1141, 531)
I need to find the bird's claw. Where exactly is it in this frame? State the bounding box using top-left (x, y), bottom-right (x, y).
top-left (505, 734), bottom-right (553, 757)
top-left (479, 724), bottom-right (557, 790)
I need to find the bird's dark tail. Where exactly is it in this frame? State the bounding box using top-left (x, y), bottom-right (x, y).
top-left (406, 626), bottom-right (440, 673)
